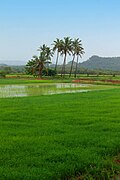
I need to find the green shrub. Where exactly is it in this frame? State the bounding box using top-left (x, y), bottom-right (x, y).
top-left (0, 71), bottom-right (6, 78)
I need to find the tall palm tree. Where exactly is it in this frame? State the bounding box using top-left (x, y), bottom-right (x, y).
top-left (45, 46), bottom-right (53, 69)
top-left (74, 41), bottom-right (84, 78)
top-left (38, 44), bottom-right (53, 69)
top-left (61, 37), bottom-right (72, 77)
top-left (69, 38), bottom-right (84, 77)
top-left (69, 38), bottom-right (80, 77)
top-left (52, 38), bottom-right (62, 72)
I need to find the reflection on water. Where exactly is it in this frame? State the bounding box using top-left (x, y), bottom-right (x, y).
top-left (0, 83), bottom-right (90, 98)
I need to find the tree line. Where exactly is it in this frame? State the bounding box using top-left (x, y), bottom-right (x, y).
top-left (0, 65), bottom-right (25, 77)
top-left (26, 37), bottom-right (84, 78)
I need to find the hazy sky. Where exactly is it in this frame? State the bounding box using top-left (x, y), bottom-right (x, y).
top-left (0, 0), bottom-right (120, 65)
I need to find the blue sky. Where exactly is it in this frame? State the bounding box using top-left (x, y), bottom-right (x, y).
top-left (0, 0), bottom-right (120, 65)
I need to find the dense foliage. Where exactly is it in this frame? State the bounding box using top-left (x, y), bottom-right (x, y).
top-left (26, 44), bottom-right (52, 77)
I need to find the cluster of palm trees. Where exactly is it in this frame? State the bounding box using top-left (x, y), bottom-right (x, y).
top-left (26, 37), bottom-right (84, 78)
top-left (26, 44), bottom-right (53, 77)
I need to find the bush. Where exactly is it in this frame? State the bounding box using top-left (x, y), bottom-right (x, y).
top-left (42, 69), bottom-right (57, 76)
top-left (0, 71), bottom-right (6, 78)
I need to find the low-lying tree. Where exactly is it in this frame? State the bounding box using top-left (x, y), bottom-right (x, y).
top-left (42, 69), bottom-right (57, 76)
top-left (0, 71), bottom-right (6, 78)
top-left (26, 44), bottom-right (52, 77)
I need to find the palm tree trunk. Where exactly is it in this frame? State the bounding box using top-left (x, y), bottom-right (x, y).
top-left (74, 55), bottom-right (79, 78)
top-left (55, 51), bottom-right (59, 72)
top-left (38, 65), bottom-right (43, 78)
top-left (69, 54), bottom-right (75, 78)
top-left (61, 54), bottom-right (66, 77)
top-left (32, 67), bottom-right (34, 76)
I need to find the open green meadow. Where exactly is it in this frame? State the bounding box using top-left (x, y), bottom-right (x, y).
top-left (0, 79), bottom-right (120, 179)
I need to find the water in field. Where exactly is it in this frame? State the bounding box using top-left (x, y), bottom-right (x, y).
top-left (0, 83), bottom-right (91, 98)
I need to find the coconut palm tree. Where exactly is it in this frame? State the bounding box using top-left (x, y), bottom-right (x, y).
top-left (52, 38), bottom-right (62, 72)
top-left (61, 37), bottom-right (72, 77)
top-left (45, 46), bottom-right (53, 68)
top-left (38, 44), bottom-right (53, 58)
top-left (38, 44), bottom-right (53, 69)
top-left (69, 38), bottom-right (84, 77)
top-left (69, 38), bottom-right (79, 77)
top-left (38, 44), bottom-right (47, 53)
top-left (74, 41), bottom-right (84, 78)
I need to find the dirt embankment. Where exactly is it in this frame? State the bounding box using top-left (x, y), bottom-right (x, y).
top-left (73, 79), bottom-right (120, 84)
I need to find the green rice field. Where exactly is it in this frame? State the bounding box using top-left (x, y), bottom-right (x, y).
top-left (0, 79), bottom-right (120, 179)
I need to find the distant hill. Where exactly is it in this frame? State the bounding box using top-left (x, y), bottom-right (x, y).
top-left (0, 61), bottom-right (26, 66)
top-left (0, 64), bottom-right (8, 66)
top-left (80, 56), bottom-right (120, 71)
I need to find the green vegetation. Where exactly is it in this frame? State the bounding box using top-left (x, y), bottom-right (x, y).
top-left (0, 71), bottom-right (6, 78)
top-left (0, 88), bottom-right (120, 179)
